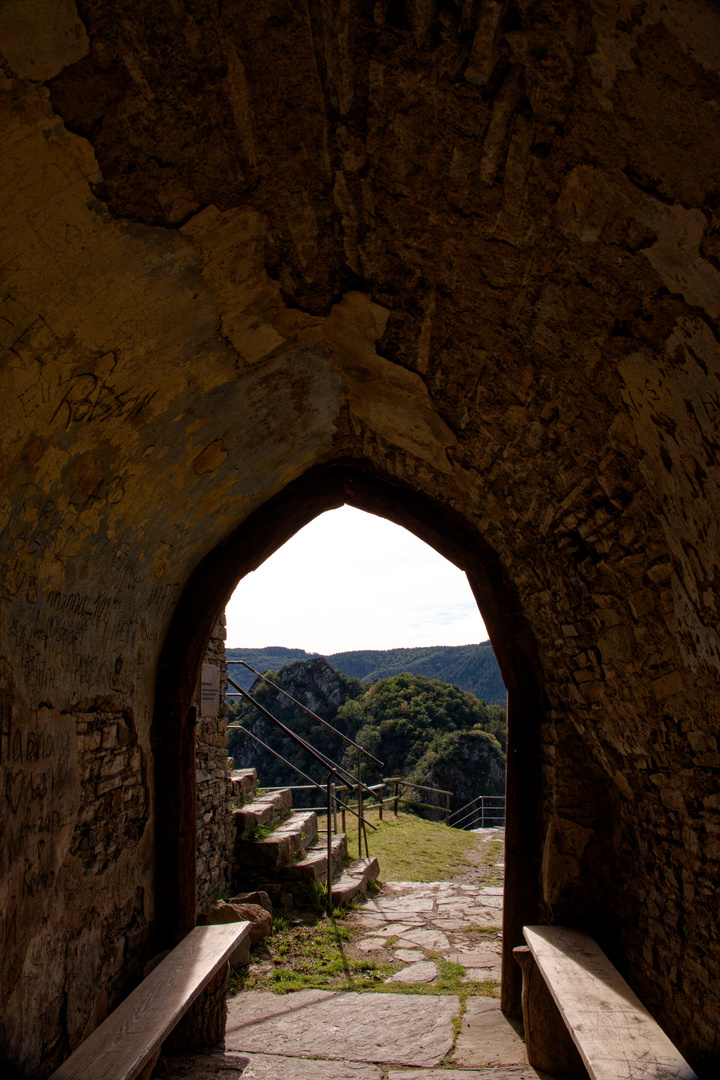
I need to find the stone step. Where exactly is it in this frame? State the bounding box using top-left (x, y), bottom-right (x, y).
top-left (282, 833), bottom-right (348, 883)
top-left (331, 857), bottom-right (380, 906)
top-left (235, 810), bottom-right (318, 869)
top-left (233, 788), bottom-right (293, 839)
top-left (231, 768), bottom-right (258, 800)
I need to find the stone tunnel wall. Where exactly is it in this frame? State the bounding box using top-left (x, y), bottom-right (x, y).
top-left (0, 1), bottom-right (720, 1075)
top-left (195, 614), bottom-right (235, 914)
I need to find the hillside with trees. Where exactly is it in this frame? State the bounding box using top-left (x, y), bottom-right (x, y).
top-left (227, 658), bottom-right (505, 815)
top-left (227, 658), bottom-right (364, 797)
top-left (226, 641), bottom-right (505, 705)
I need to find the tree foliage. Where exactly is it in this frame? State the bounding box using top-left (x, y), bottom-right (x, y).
top-left (337, 673), bottom-right (504, 781)
top-left (227, 659), bottom-right (364, 800)
top-left (226, 641), bottom-right (505, 705)
top-left (228, 660), bottom-right (506, 814)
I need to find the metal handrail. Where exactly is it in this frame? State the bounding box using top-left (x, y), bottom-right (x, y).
top-left (449, 794), bottom-right (505, 822)
top-left (263, 782), bottom-right (386, 838)
top-left (384, 776), bottom-right (453, 824)
top-left (449, 795), bottom-right (505, 830)
top-left (325, 770), bottom-right (339, 914)
top-left (227, 667), bottom-right (381, 858)
top-left (228, 660), bottom-right (384, 767)
top-left (229, 723), bottom-right (377, 832)
top-left (383, 776), bottom-right (454, 797)
top-left (227, 674), bottom-right (379, 842)
top-left (227, 676), bottom-right (375, 801)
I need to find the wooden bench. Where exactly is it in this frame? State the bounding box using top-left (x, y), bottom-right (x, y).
top-left (50, 921), bottom-right (251, 1080)
top-left (513, 926), bottom-right (698, 1080)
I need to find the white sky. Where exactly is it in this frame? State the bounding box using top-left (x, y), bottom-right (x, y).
top-left (225, 506), bottom-right (488, 654)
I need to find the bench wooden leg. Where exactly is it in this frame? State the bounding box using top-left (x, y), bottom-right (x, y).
top-left (163, 961), bottom-right (230, 1052)
top-left (513, 946), bottom-right (587, 1077)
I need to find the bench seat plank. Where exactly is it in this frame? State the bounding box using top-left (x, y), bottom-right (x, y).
top-left (523, 926), bottom-right (698, 1080)
top-left (50, 922), bottom-right (251, 1080)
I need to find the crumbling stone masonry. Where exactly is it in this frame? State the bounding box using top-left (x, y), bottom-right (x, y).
top-left (195, 615), bottom-right (235, 914)
top-left (1, 2), bottom-right (720, 1076)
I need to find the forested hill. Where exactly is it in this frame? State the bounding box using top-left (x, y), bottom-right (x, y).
top-left (226, 641), bottom-right (505, 705)
top-left (227, 659), bottom-right (506, 812)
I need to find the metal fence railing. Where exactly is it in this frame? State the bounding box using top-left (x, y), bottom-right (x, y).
top-left (449, 795), bottom-right (505, 829)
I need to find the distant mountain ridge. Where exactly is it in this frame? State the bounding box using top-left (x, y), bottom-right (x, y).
top-left (226, 641), bottom-right (505, 705)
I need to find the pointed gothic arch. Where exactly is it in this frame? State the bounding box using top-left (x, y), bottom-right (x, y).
top-left (153, 461), bottom-right (545, 1013)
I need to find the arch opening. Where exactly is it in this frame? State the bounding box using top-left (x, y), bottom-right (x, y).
top-left (153, 461), bottom-right (547, 1014)
top-left (224, 503), bottom-right (491, 654)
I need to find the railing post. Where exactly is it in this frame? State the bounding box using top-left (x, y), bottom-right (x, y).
top-left (332, 782), bottom-right (337, 835)
top-left (445, 791), bottom-right (450, 825)
top-left (378, 782), bottom-right (383, 821)
top-left (357, 750), bottom-right (363, 859)
top-left (394, 780), bottom-right (399, 816)
top-left (326, 773), bottom-right (333, 916)
top-left (341, 787), bottom-right (346, 834)
top-left (481, 796), bottom-right (485, 829)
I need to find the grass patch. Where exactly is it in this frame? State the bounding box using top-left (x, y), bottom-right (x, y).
top-left (231, 910), bottom-right (398, 995)
top-left (478, 837), bottom-right (504, 886)
top-left (360, 974), bottom-right (500, 999)
top-left (482, 838), bottom-right (503, 865)
top-left (321, 811), bottom-right (485, 882)
top-left (231, 912), bottom-right (502, 998)
top-left (376, 956), bottom-right (499, 999)
top-left (246, 822), bottom-right (273, 841)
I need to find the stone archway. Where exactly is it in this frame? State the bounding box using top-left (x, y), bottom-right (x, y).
top-left (153, 461), bottom-right (546, 1015)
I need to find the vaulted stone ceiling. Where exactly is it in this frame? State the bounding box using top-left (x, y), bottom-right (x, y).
top-left (1, 1), bottom-right (720, 1074)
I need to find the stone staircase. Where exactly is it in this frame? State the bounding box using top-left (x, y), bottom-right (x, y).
top-left (229, 768), bottom-right (379, 908)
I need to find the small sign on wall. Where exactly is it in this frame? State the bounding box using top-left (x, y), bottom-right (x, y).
top-left (200, 664), bottom-right (220, 717)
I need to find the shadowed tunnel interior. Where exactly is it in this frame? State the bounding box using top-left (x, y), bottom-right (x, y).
top-left (1, 2), bottom-right (720, 1074)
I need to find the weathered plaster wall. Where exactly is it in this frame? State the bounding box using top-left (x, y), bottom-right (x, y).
top-left (0, 1), bottom-right (719, 1074)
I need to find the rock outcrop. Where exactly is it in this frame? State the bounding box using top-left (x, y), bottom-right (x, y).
top-left (410, 730), bottom-right (506, 820)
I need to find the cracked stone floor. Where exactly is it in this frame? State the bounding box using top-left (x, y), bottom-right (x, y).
top-left (154, 829), bottom-right (553, 1080)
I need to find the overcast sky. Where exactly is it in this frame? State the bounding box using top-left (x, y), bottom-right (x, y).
top-left (225, 506), bottom-right (489, 654)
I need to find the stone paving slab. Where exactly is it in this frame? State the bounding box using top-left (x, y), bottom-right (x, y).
top-left (397, 928), bottom-right (450, 950)
top-left (235, 1053), bottom-right (382, 1078)
top-left (463, 967), bottom-right (502, 983)
top-left (454, 998), bottom-right (527, 1068)
top-left (394, 948), bottom-right (425, 962)
top-left (385, 960), bottom-right (439, 983)
top-left (431, 918), bottom-right (474, 930)
top-left (447, 948), bottom-right (501, 966)
top-left (359, 924), bottom-right (421, 938)
top-left (154, 1052), bottom-right (383, 1080)
top-left (361, 898), bottom-right (435, 914)
top-left (389, 1067), bottom-right (546, 1079)
top-left (226, 990), bottom-right (460, 1067)
top-left (348, 878), bottom-right (503, 989)
top-left (356, 914), bottom-right (425, 926)
top-left (461, 909), bottom-right (502, 926)
top-left (356, 937), bottom-right (390, 952)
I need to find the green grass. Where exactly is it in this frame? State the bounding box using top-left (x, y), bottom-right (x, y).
top-left (230, 911), bottom-right (396, 994)
top-left (227, 814), bottom-right (503, 1002)
top-left (480, 837), bottom-right (504, 886)
top-left (323, 810), bottom-right (485, 881)
top-left (231, 909), bottom-right (501, 998)
top-left (246, 822), bottom-right (273, 841)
